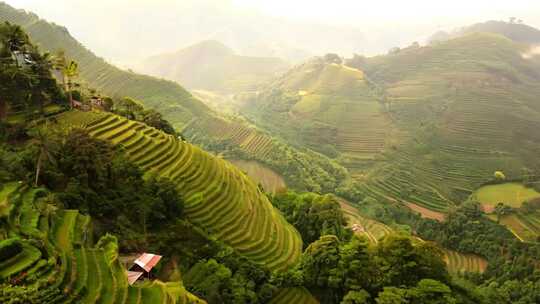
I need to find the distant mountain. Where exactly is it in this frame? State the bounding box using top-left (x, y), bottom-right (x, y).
top-left (429, 20), bottom-right (540, 45)
top-left (0, 1), bottom-right (211, 129)
top-left (137, 40), bottom-right (290, 93)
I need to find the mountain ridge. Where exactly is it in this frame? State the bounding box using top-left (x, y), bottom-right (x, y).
top-left (137, 39), bottom-right (290, 93)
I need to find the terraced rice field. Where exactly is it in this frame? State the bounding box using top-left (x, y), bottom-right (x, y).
top-left (0, 182), bottom-right (204, 303)
top-left (186, 116), bottom-right (274, 159)
top-left (492, 213), bottom-right (540, 242)
top-left (353, 34), bottom-right (540, 216)
top-left (58, 111), bottom-right (303, 271)
top-left (334, 101), bottom-right (390, 158)
top-left (472, 183), bottom-right (540, 210)
top-left (269, 287), bottom-right (319, 304)
top-left (443, 249), bottom-right (487, 274)
top-left (358, 162), bottom-right (455, 215)
top-left (230, 160), bottom-right (287, 194)
top-left (339, 198), bottom-right (487, 273)
top-left (338, 199), bottom-right (392, 243)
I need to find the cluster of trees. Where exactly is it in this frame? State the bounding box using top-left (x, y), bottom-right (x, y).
top-left (362, 197), bottom-right (540, 303)
top-left (414, 201), bottom-right (540, 303)
top-left (0, 22), bottom-right (64, 120)
top-left (1, 127), bottom-right (183, 249)
top-left (270, 192), bottom-right (351, 246)
top-left (111, 96), bottom-right (178, 136)
top-left (274, 234), bottom-right (475, 303)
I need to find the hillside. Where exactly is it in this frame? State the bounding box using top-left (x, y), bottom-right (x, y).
top-left (0, 183), bottom-right (205, 303)
top-left (429, 20), bottom-right (540, 45)
top-left (242, 56), bottom-right (398, 179)
top-left (246, 31), bottom-right (540, 217)
top-left (353, 32), bottom-right (540, 214)
top-left (138, 40), bottom-right (289, 93)
top-left (339, 199), bottom-right (488, 274)
top-left (57, 111), bottom-right (303, 271)
top-left (0, 2), bottom-right (210, 130)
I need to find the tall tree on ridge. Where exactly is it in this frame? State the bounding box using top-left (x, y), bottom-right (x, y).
top-left (54, 50), bottom-right (79, 109)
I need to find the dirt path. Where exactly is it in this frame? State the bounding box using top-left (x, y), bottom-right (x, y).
top-left (404, 202), bottom-right (445, 221)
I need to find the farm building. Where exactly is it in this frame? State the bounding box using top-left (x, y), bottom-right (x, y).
top-left (126, 252), bottom-right (162, 285)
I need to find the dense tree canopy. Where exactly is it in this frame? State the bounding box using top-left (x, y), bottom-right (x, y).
top-left (271, 192), bottom-right (351, 246)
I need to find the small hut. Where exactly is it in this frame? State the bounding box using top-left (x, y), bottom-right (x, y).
top-left (90, 96), bottom-right (105, 109)
top-left (127, 253), bottom-right (162, 285)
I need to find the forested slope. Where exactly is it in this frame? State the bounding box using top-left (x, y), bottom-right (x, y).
top-left (0, 2), bottom-right (210, 130)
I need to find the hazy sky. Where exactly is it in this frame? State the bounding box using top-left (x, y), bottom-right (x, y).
top-left (4, 0), bottom-right (540, 65)
top-left (233, 0), bottom-right (540, 25)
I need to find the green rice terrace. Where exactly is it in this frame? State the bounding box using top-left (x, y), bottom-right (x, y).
top-left (0, 182), bottom-right (205, 303)
top-left (338, 199), bottom-right (488, 274)
top-left (57, 111), bottom-right (303, 271)
top-left (242, 59), bottom-right (397, 178)
top-left (187, 116), bottom-right (275, 159)
top-left (230, 160), bottom-right (287, 194)
top-left (346, 32), bottom-right (540, 216)
top-left (269, 287), bottom-right (319, 304)
top-left (492, 212), bottom-right (540, 242)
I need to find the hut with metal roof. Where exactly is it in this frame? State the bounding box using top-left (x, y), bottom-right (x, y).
top-left (127, 253), bottom-right (163, 285)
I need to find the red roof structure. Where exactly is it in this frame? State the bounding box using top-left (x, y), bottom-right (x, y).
top-left (127, 271), bottom-right (144, 285)
top-left (133, 253), bottom-right (162, 273)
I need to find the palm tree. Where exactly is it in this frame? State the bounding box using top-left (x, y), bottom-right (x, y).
top-left (53, 51), bottom-right (79, 109)
top-left (32, 124), bottom-right (57, 186)
top-left (5, 24), bottom-right (28, 68)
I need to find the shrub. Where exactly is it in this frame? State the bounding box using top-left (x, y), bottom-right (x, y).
top-left (0, 238), bottom-right (22, 261)
top-left (494, 171), bottom-right (506, 181)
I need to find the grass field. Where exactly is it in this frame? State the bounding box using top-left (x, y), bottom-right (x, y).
top-left (58, 111), bottom-right (303, 271)
top-left (230, 159), bottom-right (287, 194)
top-left (472, 183), bottom-right (540, 209)
top-left (0, 182), bottom-right (205, 303)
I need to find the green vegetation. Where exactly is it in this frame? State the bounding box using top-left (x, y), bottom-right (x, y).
top-left (0, 181), bottom-right (204, 303)
top-left (138, 40), bottom-right (290, 93)
top-left (0, 2), bottom-right (210, 130)
top-left (0, 21), bottom-right (65, 123)
top-left (185, 115), bottom-right (352, 195)
top-left (242, 56), bottom-right (391, 169)
top-left (230, 159), bottom-right (287, 194)
top-left (269, 287), bottom-right (319, 304)
top-left (57, 111), bottom-right (303, 271)
top-left (273, 234), bottom-right (478, 303)
top-left (270, 192), bottom-right (351, 247)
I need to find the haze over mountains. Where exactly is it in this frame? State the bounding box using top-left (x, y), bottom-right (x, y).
top-left (3, 1), bottom-right (540, 303)
top-left (6, 0), bottom-right (540, 67)
top-left (137, 40), bottom-right (290, 93)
